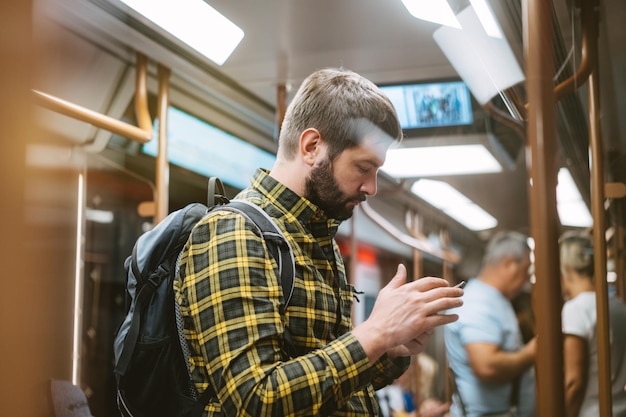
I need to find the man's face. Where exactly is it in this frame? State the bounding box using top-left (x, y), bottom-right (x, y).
top-left (304, 136), bottom-right (388, 220)
top-left (512, 255), bottom-right (532, 294)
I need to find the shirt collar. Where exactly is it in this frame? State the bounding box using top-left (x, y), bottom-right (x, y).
top-left (249, 168), bottom-right (341, 235)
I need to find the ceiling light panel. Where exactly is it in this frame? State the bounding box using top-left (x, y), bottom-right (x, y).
top-left (411, 179), bottom-right (497, 231)
top-left (382, 144), bottom-right (502, 178)
top-left (401, 0), bottom-right (461, 28)
top-left (433, 6), bottom-right (523, 104)
top-left (118, 0), bottom-right (244, 65)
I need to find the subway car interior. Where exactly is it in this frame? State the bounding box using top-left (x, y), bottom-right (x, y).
top-left (2, 0), bottom-right (626, 415)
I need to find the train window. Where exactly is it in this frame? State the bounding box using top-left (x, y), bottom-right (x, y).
top-left (81, 161), bottom-right (154, 415)
top-left (142, 106), bottom-right (276, 190)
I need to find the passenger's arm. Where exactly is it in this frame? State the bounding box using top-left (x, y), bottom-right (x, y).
top-left (563, 334), bottom-right (588, 417)
top-left (465, 337), bottom-right (536, 383)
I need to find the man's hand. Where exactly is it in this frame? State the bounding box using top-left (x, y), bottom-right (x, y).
top-left (352, 264), bottom-right (463, 362)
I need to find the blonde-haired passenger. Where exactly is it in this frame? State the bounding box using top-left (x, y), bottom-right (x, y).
top-left (559, 232), bottom-right (626, 417)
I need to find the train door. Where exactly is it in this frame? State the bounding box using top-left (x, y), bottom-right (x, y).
top-left (80, 157), bottom-right (153, 415)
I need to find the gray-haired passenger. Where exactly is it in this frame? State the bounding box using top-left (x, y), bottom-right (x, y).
top-left (445, 231), bottom-right (537, 417)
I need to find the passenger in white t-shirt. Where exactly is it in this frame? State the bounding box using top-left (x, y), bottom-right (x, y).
top-left (559, 232), bottom-right (626, 417)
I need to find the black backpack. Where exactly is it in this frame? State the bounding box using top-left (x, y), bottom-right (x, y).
top-left (113, 178), bottom-right (295, 417)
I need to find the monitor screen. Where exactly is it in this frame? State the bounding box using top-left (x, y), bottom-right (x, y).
top-left (142, 106), bottom-right (276, 190)
top-left (379, 80), bottom-right (474, 129)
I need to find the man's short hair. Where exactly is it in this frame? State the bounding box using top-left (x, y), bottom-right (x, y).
top-left (483, 231), bottom-right (530, 266)
top-left (278, 67), bottom-right (403, 160)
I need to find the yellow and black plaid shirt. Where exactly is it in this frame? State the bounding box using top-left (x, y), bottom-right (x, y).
top-left (175, 169), bottom-right (408, 416)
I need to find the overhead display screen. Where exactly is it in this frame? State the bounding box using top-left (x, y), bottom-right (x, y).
top-left (380, 80), bottom-right (474, 129)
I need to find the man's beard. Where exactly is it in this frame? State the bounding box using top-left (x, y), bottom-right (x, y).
top-left (304, 157), bottom-right (366, 220)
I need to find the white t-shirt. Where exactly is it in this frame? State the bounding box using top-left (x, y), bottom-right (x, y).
top-left (562, 292), bottom-right (626, 417)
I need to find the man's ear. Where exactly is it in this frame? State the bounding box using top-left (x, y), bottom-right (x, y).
top-left (300, 128), bottom-right (323, 166)
top-left (502, 256), bottom-right (519, 275)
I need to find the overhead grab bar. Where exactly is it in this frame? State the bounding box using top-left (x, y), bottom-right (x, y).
top-left (32, 52), bottom-right (153, 144)
top-left (518, 0), bottom-right (596, 113)
top-left (133, 53), bottom-right (152, 139)
top-left (553, 0), bottom-right (597, 102)
top-left (360, 201), bottom-right (460, 264)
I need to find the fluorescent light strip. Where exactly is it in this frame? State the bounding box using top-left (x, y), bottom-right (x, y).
top-left (119, 0), bottom-right (244, 65)
top-left (469, 0), bottom-right (503, 38)
top-left (557, 168), bottom-right (593, 227)
top-left (85, 208), bottom-right (115, 224)
top-left (411, 179), bottom-right (497, 231)
top-left (401, 0), bottom-right (502, 38)
top-left (400, 0), bottom-right (461, 28)
top-left (73, 173), bottom-right (85, 385)
top-left (382, 144), bottom-right (502, 177)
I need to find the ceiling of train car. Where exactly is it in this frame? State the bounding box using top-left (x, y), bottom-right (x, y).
top-left (36, 0), bottom-right (626, 254)
top-left (203, 0), bottom-right (459, 103)
top-left (197, 0), bottom-right (626, 239)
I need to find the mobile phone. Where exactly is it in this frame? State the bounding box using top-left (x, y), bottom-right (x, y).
top-left (454, 281), bottom-right (466, 289)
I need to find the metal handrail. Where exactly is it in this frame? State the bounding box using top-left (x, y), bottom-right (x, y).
top-left (553, 0), bottom-right (597, 102)
top-left (360, 201), bottom-right (460, 264)
top-left (32, 52), bottom-right (153, 144)
top-left (154, 64), bottom-right (171, 223)
top-left (588, 30), bottom-right (613, 415)
top-left (526, 0), bottom-right (565, 416)
top-left (518, 0), bottom-right (596, 112)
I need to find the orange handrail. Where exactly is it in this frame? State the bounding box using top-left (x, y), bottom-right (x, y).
top-left (154, 64), bottom-right (171, 223)
top-left (32, 52), bottom-right (153, 144)
top-left (360, 201), bottom-right (460, 264)
top-left (553, 0), bottom-right (597, 102)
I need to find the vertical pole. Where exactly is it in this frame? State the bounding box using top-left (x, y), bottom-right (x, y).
top-left (134, 53), bottom-right (152, 135)
top-left (155, 64), bottom-right (171, 223)
top-left (588, 34), bottom-right (613, 416)
top-left (409, 211), bottom-right (423, 282)
top-left (615, 218), bottom-right (626, 301)
top-left (525, 0), bottom-right (565, 416)
top-left (440, 227), bottom-right (454, 405)
top-left (440, 228), bottom-right (453, 284)
top-left (277, 84), bottom-right (287, 138)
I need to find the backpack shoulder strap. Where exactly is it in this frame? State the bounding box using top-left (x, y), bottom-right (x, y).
top-left (222, 199), bottom-right (295, 310)
top-left (188, 198), bottom-right (297, 415)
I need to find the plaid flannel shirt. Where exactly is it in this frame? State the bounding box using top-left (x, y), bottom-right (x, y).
top-left (175, 169), bottom-right (408, 416)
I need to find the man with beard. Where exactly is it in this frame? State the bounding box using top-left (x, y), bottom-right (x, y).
top-left (175, 68), bottom-right (464, 417)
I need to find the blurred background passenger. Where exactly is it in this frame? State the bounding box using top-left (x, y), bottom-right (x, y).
top-left (512, 289), bottom-right (536, 344)
top-left (377, 362), bottom-right (418, 417)
top-left (559, 232), bottom-right (626, 417)
top-left (377, 354), bottom-right (450, 417)
top-left (445, 231), bottom-right (537, 417)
